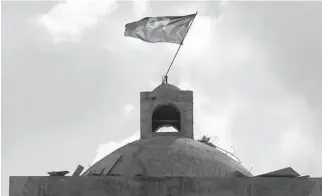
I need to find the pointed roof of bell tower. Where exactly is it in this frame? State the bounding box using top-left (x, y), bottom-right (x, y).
top-left (153, 82), bottom-right (181, 92)
top-left (140, 80), bottom-right (194, 139)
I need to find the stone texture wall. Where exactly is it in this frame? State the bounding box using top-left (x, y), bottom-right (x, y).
top-left (10, 176), bottom-right (322, 196)
top-left (140, 90), bottom-right (193, 139)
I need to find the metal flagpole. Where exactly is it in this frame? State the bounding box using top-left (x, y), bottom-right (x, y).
top-left (163, 11), bottom-right (198, 83)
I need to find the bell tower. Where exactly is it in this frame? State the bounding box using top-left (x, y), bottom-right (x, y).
top-left (140, 82), bottom-right (194, 139)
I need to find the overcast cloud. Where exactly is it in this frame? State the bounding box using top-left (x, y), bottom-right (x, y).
top-left (2, 1), bottom-right (322, 196)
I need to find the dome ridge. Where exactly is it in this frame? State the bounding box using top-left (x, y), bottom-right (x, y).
top-left (152, 83), bottom-right (181, 92)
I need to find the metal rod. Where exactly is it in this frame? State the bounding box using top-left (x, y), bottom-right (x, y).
top-left (163, 11), bottom-right (198, 82)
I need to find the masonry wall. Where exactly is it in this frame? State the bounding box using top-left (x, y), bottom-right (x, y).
top-left (140, 90), bottom-right (193, 139)
top-left (10, 176), bottom-right (322, 196)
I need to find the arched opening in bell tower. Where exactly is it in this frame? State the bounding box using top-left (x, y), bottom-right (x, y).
top-left (152, 104), bottom-right (181, 132)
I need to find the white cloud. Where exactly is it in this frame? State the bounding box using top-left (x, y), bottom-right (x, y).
top-left (150, 79), bottom-right (164, 88)
top-left (183, 16), bottom-right (214, 52)
top-left (37, 0), bottom-right (118, 43)
top-left (177, 80), bottom-right (193, 90)
top-left (178, 80), bottom-right (236, 154)
top-left (163, 16), bottom-right (216, 64)
top-left (91, 131), bottom-right (140, 164)
top-left (280, 128), bottom-right (315, 161)
top-left (219, 0), bottom-right (230, 9)
top-left (124, 104), bottom-right (135, 115)
top-left (133, 0), bottom-right (148, 18)
top-left (230, 38), bottom-right (255, 61)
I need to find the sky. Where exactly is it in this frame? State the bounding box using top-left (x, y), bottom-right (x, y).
top-left (2, 0), bottom-right (322, 195)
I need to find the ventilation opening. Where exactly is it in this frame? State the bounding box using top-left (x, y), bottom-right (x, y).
top-left (152, 104), bottom-right (180, 132)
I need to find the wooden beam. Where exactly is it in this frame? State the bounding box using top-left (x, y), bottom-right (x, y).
top-left (72, 165), bottom-right (84, 176)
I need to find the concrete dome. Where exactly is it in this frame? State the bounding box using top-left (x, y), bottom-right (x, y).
top-left (153, 83), bottom-right (181, 92)
top-left (82, 136), bottom-right (252, 177)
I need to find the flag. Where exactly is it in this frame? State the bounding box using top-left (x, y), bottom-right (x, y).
top-left (124, 13), bottom-right (196, 44)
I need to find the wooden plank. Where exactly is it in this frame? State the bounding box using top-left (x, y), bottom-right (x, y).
top-left (257, 167), bottom-right (300, 177)
top-left (82, 153), bottom-right (122, 176)
top-left (72, 165), bottom-right (84, 176)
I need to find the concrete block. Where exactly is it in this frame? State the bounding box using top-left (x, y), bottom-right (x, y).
top-left (9, 176), bottom-right (322, 196)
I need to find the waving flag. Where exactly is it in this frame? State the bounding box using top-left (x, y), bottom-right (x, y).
top-left (124, 13), bottom-right (196, 44)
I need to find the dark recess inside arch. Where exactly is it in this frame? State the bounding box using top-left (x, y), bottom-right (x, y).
top-left (152, 105), bottom-right (181, 132)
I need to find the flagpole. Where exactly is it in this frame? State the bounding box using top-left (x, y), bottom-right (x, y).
top-left (163, 11), bottom-right (198, 83)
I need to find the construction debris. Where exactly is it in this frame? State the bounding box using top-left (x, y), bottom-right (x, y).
top-left (72, 165), bottom-right (84, 176)
top-left (47, 171), bottom-right (69, 176)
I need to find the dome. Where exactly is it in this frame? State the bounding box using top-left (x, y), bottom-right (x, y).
top-left (82, 82), bottom-right (252, 178)
top-left (153, 83), bottom-right (181, 92)
top-left (82, 136), bottom-right (252, 177)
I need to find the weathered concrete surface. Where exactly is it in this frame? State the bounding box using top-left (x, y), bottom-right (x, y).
top-left (140, 83), bottom-right (194, 139)
top-left (81, 136), bottom-right (252, 177)
top-left (83, 83), bottom-right (251, 178)
top-left (10, 176), bottom-right (322, 196)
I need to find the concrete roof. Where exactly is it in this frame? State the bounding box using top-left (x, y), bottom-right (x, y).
top-left (153, 83), bottom-right (181, 92)
top-left (82, 136), bottom-right (253, 177)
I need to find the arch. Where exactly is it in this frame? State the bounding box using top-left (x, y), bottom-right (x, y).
top-left (152, 104), bottom-right (181, 132)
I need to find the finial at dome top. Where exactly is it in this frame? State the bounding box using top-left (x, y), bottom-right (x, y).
top-left (140, 81), bottom-right (193, 139)
top-left (162, 75), bottom-right (168, 84)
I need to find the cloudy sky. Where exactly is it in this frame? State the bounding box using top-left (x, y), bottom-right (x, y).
top-left (2, 0), bottom-right (322, 195)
